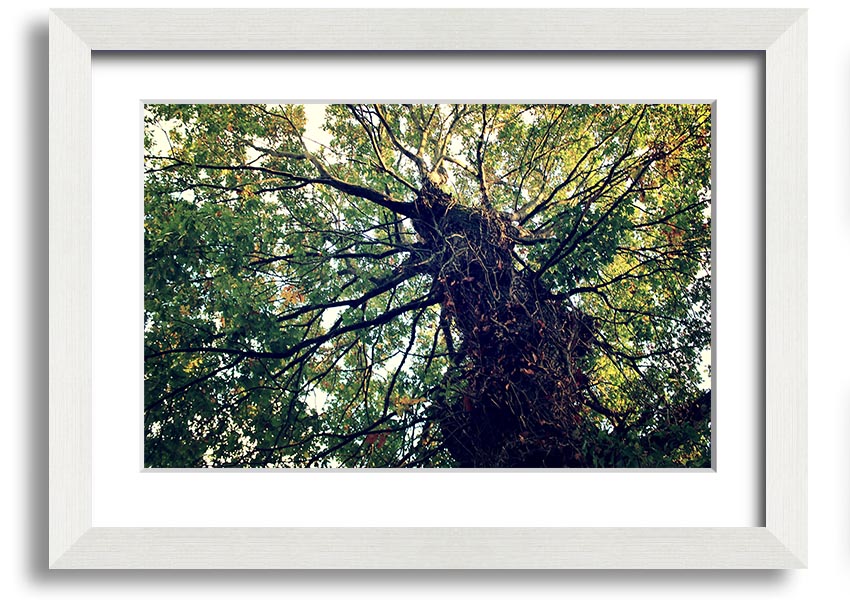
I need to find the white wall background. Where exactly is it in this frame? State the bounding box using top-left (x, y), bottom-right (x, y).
top-left (3, 0), bottom-right (845, 598)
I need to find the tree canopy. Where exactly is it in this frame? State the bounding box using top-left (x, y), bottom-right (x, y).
top-left (144, 103), bottom-right (711, 468)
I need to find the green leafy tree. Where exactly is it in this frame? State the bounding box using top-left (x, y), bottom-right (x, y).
top-left (144, 103), bottom-right (711, 468)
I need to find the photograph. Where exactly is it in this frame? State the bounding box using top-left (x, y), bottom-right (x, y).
top-left (143, 102), bottom-right (712, 469)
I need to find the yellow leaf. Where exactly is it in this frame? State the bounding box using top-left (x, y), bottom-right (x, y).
top-left (183, 356), bottom-right (202, 374)
top-left (395, 396), bottom-right (425, 406)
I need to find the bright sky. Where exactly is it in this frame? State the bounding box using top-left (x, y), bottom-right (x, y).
top-left (301, 103), bottom-right (332, 153)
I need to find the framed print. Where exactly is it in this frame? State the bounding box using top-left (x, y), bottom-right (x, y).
top-left (49, 9), bottom-right (806, 568)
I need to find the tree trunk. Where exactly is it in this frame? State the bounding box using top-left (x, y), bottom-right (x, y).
top-left (412, 183), bottom-right (596, 467)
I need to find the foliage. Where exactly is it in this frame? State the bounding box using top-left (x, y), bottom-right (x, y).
top-left (144, 103), bottom-right (711, 468)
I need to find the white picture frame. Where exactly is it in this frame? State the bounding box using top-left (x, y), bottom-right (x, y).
top-left (49, 8), bottom-right (807, 569)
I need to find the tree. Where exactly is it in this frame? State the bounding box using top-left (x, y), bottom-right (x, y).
top-left (144, 103), bottom-right (711, 468)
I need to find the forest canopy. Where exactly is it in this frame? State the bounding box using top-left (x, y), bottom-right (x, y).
top-left (144, 103), bottom-right (712, 468)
